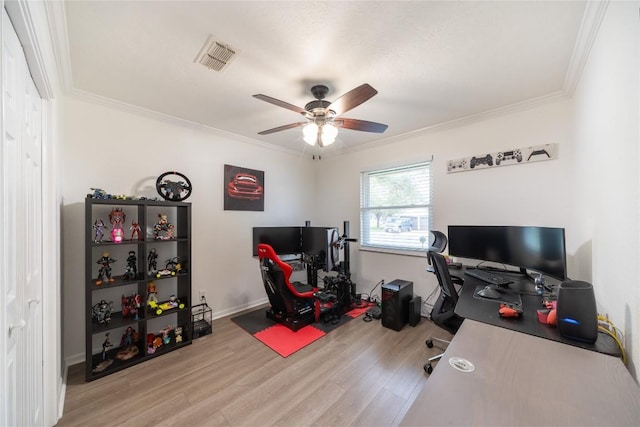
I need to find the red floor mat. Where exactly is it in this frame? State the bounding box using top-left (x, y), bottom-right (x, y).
top-left (253, 324), bottom-right (326, 357)
top-left (345, 302), bottom-right (374, 318)
top-left (232, 302), bottom-right (373, 357)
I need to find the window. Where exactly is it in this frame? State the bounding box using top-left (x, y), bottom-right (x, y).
top-left (360, 161), bottom-right (433, 252)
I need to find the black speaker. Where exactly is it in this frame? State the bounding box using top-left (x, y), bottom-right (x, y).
top-left (557, 280), bottom-right (598, 343)
top-left (381, 279), bottom-right (413, 331)
top-left (409, 296), bottom-right (422, 327)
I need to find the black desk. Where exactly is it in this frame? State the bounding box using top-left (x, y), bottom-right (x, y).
top-left (452, 267), bottom-right (620, 355)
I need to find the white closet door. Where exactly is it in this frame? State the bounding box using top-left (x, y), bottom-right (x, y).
top-left (2, 7), bottom-right (44, 426)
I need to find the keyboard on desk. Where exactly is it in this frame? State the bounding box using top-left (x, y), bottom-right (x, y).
top-left (464, 269), bottom-right (514, 286)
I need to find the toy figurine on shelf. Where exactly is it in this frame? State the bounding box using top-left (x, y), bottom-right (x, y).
top-left (123, 251), bottom-right (137, 280)
top-left (109, 207), bottom-right (126, 243)
top-left (120, 326), bottom-right (136, 347)
top-left (147, 248), bottom-right (158, 273)
top-left (152, 335), bottom-right (163, 350)
top-left (93, 219), bottom-right (108, 243)
top-left (160, 325), bottom-right (173, 345)
top-left (147, 281), bottom-right (158, 304)
top-left (153, 214), bottom-right (174, 240)
top-left (91, 299), bottom-right (114, 324)
top-left (165, 256), bottom-right (187, 275)
top-left (116, 327), bottom-right (140, 361)
top-left (175, 326), bottom-right (183, 343)
top-left (130, 221), bottom-right (142, 241)
top-left (88, 188), bottom-right (111, 200)
top-left (96, 251), bottom-right (116, 285)
top-left (134, 293), bottom-right (142, 320)
top-left (121, 293), bottom-right (141, 319)
top-left (93, 333), bottom-right (114, 374)
top-left (146, 333), bottom-right (156, 354)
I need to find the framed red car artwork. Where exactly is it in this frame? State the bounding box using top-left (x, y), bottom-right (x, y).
top-left (224, 164), bottom-right (265, 211)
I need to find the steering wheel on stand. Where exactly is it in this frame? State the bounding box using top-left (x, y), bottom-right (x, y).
top-left (156, 171), bottom-right (192, 201)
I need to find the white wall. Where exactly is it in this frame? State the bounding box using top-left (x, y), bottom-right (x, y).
top-left (570, 0), bottom-right (639, 378)
top-left (61, 97), bottom-right (316, 362)
top-left (315, 99), bottom-right (575, 309)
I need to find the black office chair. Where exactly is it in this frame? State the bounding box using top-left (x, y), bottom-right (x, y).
top-left (424, 231), bottom-right (464, 374)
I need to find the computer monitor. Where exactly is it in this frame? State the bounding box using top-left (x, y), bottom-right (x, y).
top-left (447, 225), bottom-right (567, 280)
top-left (301, 227), bottom-right (340, 272)
top-left (252, 227), bottom-right (302, 256)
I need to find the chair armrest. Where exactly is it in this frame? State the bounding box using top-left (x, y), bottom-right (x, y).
top-left (451, 276), bottom-right (464, 285)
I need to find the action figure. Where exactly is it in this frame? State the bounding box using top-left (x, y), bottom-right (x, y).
top-left (123, 250), bottom-right (137, 280)
top-left (160, 325), bottom-right (173, 345)
top-left (120, 326), bottom-right (136, 347)
top-left (102, 332), bottom-right (113, 360)
top-left (109, 207), bottom-right (126, 243)
top-left (92, 219), bottom-right (107, 243)
top-left (147, 248), bottom-right (158, 273)
top-left (146, 333), bottom-right (157, 354)
top-left (129, 221), bottom-right (142, 241)
top-left (92, 332), bottom-right (115, 374)
top-left (147, 281), bottom-right (158, 304)
top-left (153, 213), bottom-right (174, 240)
top-left (96, 251), bottom-right (116, 285)
top-left (134, 293), bottom-right (142, 320)
top-left (91, 299), bottom-right (114, 324)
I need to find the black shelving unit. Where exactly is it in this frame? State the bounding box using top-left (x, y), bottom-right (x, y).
top-left (85, 197), bottom-right (192, 381)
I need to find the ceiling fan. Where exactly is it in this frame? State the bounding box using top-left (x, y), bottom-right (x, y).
top-left (253, 83), bottom-right (388, 147)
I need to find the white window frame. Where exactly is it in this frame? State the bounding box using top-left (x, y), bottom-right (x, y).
top-left (360, 160), bottom-right (433, 254)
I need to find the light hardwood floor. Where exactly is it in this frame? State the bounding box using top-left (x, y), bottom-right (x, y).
top-left (57, 308), bottom-right (452, 427)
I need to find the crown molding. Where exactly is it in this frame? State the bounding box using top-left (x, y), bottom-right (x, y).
top-left (563, 0), bottom-right (609, 96)
top-left (44, 0), bottom-right (73, 94)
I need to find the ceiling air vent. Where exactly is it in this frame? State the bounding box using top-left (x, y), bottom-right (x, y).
top-left (194, 36), bottom-right (238, 72)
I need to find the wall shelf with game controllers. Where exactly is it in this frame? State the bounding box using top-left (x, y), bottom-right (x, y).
top-left (447, 143), bottom-right (558, 174)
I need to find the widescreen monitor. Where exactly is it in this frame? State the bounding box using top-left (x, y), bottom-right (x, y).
top-left (447, 225), bottom-right (567, 280)
top-left (252, 227), bottom-right (302, 256)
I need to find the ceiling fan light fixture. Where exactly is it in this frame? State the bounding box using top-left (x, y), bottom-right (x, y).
top-left (303, 123), bottom-right (319, 145)
top-left (321, 123), bottom-right (338, 146)
top-left (254, 83), bottom-right (386, 148)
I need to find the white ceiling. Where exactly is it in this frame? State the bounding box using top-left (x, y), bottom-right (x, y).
top-left (62, 1), bottom-right (588, 156)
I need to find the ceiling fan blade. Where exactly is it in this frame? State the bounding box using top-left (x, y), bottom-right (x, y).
top-left (334, 118), bottom-right (388, 133)
top-left (257, 122), bottom-right (307, 135)
top-left (253, 94), bottom-right (308, 115)
top-left (326, 83), bottom-right (378, 116)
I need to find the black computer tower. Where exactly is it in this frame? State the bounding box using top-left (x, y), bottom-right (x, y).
top-left (381, 279), bottom-right (413, 331)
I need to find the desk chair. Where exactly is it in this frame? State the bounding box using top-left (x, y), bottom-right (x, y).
top-left (425, 232), bottom-right (464, 374)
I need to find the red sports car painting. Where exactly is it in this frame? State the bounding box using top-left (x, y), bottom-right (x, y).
top-left (224, 165), bottom-right (265, 211)
top-left (227, 173), bottom-right (263, 200)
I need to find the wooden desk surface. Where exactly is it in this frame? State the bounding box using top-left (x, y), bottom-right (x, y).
top-left (400, 319), bottom-right (640, 426)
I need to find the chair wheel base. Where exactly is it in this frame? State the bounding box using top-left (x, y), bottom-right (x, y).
top-left (424, 363), bottom-right (433, 374)
top-left (426, 339), bottom-right (433, 348)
